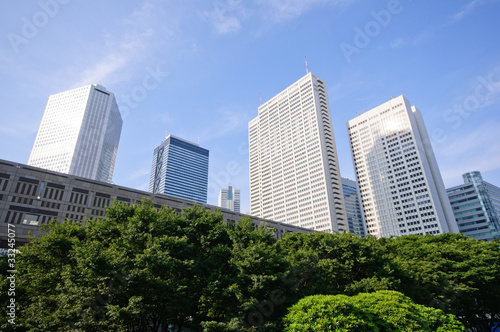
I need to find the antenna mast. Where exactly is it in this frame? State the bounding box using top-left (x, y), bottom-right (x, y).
top-left (305, 56), bottom-right (309, 74)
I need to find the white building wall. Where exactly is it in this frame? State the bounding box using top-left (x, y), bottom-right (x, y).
top-left (346, 95), bottom-right (457, 237)
top-left (249, 72), bottom-right (347, 232)
top-left (28, 84), bottom-right (122, 183)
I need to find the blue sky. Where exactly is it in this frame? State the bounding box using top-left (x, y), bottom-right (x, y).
top-left (1, 0), bottom-right (499, 214)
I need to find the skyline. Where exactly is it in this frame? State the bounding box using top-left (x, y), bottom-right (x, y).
top-left (1, 0), bottom-right (500, 214)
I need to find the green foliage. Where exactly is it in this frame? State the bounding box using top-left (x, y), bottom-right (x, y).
top-left (279, 232), bottom-right (400, 299)
top-left (283, 290), bottom-right (465, 332)
top-left (1, 200), bottom-right (499, 331)
top-left (384, 234), bottom-right (500, 331)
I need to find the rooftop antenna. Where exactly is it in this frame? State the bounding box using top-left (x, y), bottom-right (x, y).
top-left (356, 112), bottom-right (361, 116)
top-left (305, 56), bottom-right (309, 74)
top-left (165, 129), bottom-right (168, 139)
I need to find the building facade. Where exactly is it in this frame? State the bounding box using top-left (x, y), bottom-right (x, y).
top-left (0, 159), bottom-right (312, 247)
top-left (218, 185), bottom-right (240, 213)
top-left (346, 95), bottom-right (458, 238)
top-left (447, 171), bottom-right (500, 241)
top-left (149, 135), bottom-right (209, 204)
top-left (249, 72), bottom-right (347, 232)
top-left (341, 177), bottom-right (365, 237)
top-left (28, 84), bottom-right (122, 183)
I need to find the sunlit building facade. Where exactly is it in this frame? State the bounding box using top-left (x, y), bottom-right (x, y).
top-left (346, 95), bottom-right (458, 238)
top-left (249, 72), bottom-right (347, 232)
top-left (28, 84), bottom-right (122, 183)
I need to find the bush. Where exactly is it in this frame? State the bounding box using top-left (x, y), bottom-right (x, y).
top-left (283, 290), bottom-right (464, 332)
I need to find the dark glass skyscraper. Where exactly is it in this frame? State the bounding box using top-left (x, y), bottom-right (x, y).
top-left (149, 135), bottom-right (209, 203)
top-left (341, 177), bottom-right (365, 237)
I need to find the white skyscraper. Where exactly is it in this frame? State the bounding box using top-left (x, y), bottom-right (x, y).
top-left (218, 185), bottom-right (240, 213)
top-left (249, 72), bottom-right (347, 232)
top-left (346, 95), bottom-right (458, 238)
top-left (28, 84), bottom-right (122, 183)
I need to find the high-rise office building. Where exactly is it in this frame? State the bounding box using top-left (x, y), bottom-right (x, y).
top-left (149, 134), bottom-right (209, 204)
top-left (341, 177), bottom-right (365, 237)
top-left (28, 84), bottom-right (122, 183)
top-left (346, 95), bottom-right (458, 238)
top-left (249, 72), bottom-right (347, 232)
top-left (218, 185), bottom-right (240, 213)
top-left (447, 171), bottom-right (500, 241)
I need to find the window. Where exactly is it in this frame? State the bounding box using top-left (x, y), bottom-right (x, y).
top-left (23, 214), bottom-right (40, 226)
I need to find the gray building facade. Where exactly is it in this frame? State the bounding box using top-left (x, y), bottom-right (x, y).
top-left (447, 171), bottom-right (500, 241)
top-left (0, 159), bottom-right (312, 247)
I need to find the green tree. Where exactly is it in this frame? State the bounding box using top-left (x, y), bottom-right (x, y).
top-left (283, 290), bottom-right (465, 332)
top-left (279, 232), bottom-right (401, 299)
top-left (383, 234), bottom-right (500, 332)
top-left (0, 200), bottom-right (238, 331)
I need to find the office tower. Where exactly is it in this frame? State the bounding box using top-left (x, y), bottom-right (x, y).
top-left (447, 171), bottom-right (500, 241)
top-left (28, 84), bottom-right (122, 183)
top-left (249, 72), bottom-right (347, 232)
top-left (341, 177), bottom-right (365, 237)
top-left (149, 134), bottom-right (209, 204)
top-left (346, 95), bottom-right (458, 238)
top-left (218, 185), bottom-right (240, 213)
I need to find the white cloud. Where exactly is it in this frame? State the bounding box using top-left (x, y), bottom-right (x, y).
top-left (389, 37), bottom-right (407, 49)
top-left (258, 0), bottom-right (355, 22)
top-left (451, 0), bottom-right (482, 22)
top-left (68, 0), bottom-right (178, 88)
top-left (436, 122), bottom-right (500, 186)
top-left (201, 1), bottom-right (248, 35)
top-left (200, 108), bottom-right (249, 140)
top-left (202, 8), bottom-right (242, 35)
top-left (202, 0), bottom-right (356, 35)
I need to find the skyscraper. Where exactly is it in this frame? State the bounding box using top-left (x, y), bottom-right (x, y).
top-left (149, 134), bottom-right (209, 204)
top-left (218, 185), bottom-right (240, 213)
top-left (249, 72), bottom-right (347, 232)
top-left (346, 95), bottom-right (458, 237)
top-left (28, 84), bottom-right (122, 183)
top-left (341, 177), bottom-right (365, 237)
top-left (447, 171), bottom-right (500, 241)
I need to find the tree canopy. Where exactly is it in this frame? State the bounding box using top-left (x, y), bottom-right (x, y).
top-left (1, 199), bottom-right (499, 331)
